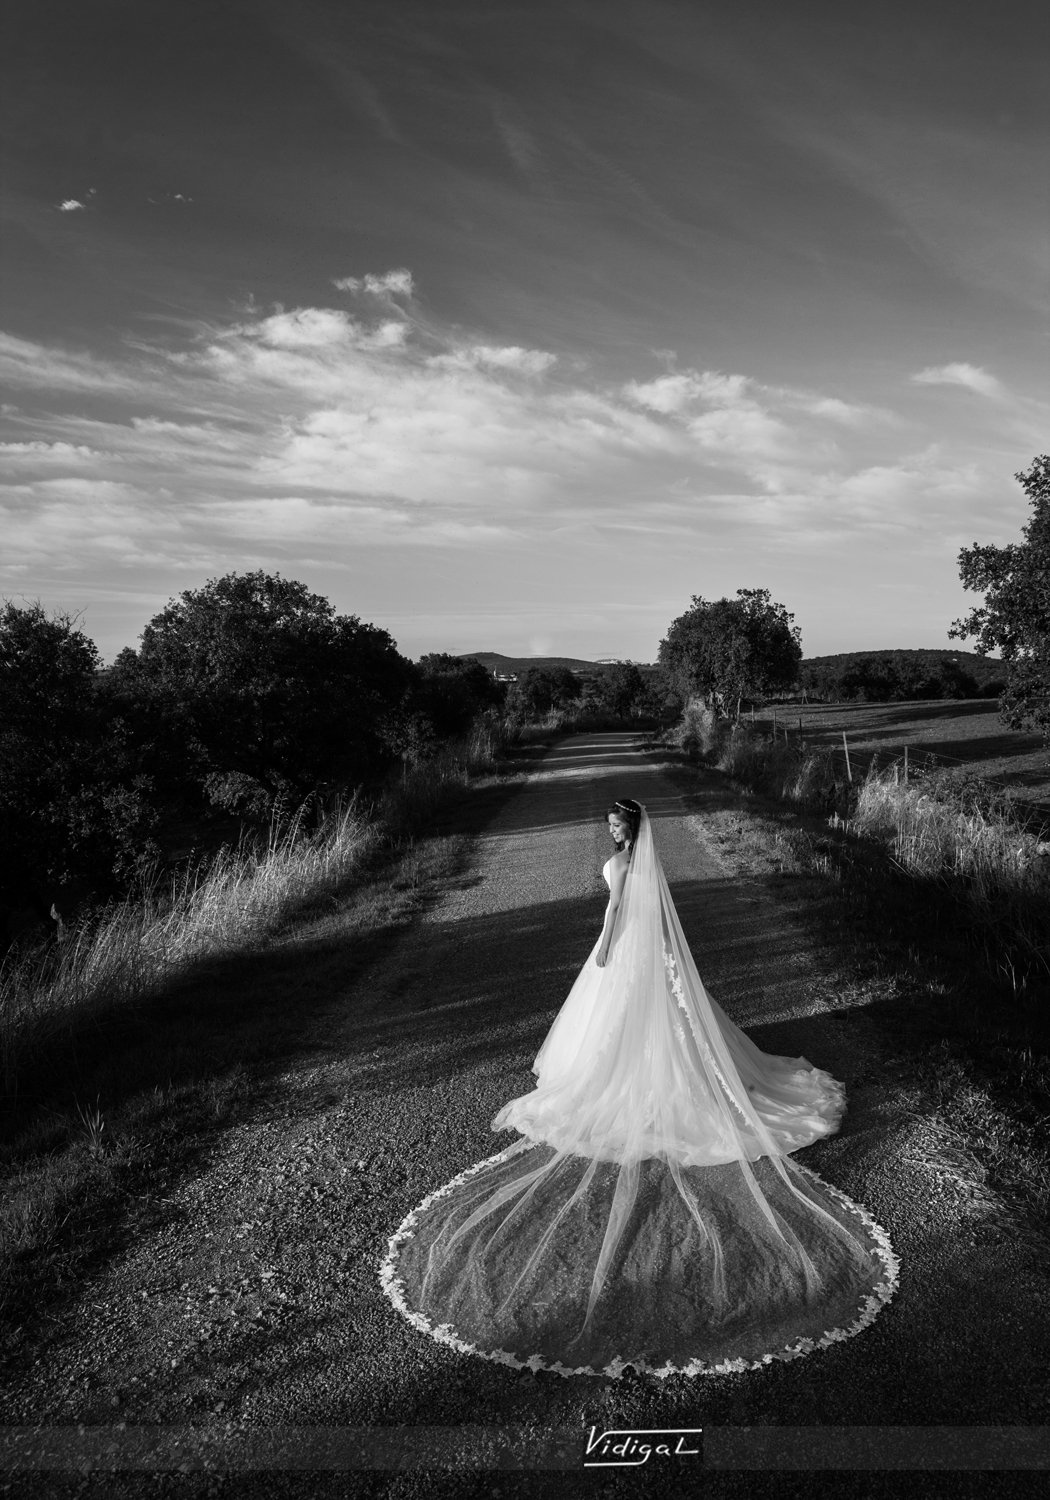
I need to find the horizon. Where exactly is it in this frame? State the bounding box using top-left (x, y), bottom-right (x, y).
top-left (2, 1), bottom-right (1047, 664)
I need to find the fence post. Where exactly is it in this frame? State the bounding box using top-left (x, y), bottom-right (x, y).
top-left (842, 732), bottom-right (852, 783)
top-left (798, 716), bottom-right (804, 743)
top-left (903, 745), bottom-right (909, 783)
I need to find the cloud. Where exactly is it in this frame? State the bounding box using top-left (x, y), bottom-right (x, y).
top-left (58, 199), bottom-right (85, 212)
top-left (799, 397), bottom-right (871, 424)
top-left (0, 440), bottom-right (99, 463)
top-left (0, 332), bottom-right (151, 395)
top-left (623, 371), bottom-right (751, 414)
top-left (0, 274), bottom-right (1031, 607)
top-left (332, 268), bottom-right (414, 297)
top-left (432, 344), bottom-right (556, 376)
top-left (911, 362), bottom-right (1004, 398)
top-left (240, 307), bottom-right (407, 351)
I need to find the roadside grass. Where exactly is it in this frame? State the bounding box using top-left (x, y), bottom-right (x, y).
top-left (509, 707), bottom-right (657, 742)
top-left (656, 728), bottom-right (1050, 1236)
top-left (0, 722), bottom-right (521, 1339)
top-left (0, 801), bottom-right (381, 1103)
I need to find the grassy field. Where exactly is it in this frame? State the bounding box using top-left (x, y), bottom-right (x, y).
top-left (756, 698), bottom-right (1050, 805)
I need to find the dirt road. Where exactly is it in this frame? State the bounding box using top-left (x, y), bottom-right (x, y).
top-left (3, 733), bottom-right (1048, 1494)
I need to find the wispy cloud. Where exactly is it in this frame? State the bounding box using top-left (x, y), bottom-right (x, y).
top-left (332, 268), bottom-right (414, 297)
top-left (911, 362), bottom-right (1004, 399)
top-left (431, 344), bottom-right (556, 376)
top-left (623, 372), bottom-right (750, 414)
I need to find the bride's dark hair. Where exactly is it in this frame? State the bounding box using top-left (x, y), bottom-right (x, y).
top-left (607, 797), bottom-right (642, 849)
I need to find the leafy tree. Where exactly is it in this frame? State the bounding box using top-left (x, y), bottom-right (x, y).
top-left (950, 456), bottom-right (1050, 742)
top-left (547, 666), bottom-right (582, 708)
top-left (111, 572), bottom-right (415, 814)
top-left (507, 667), bottom-right (581, 720)
top-left (0, 603), bottom-right (157, 914)
top-left (416, 654), bottom-right (504, 740)
top-left (598, 662), bottom-right (648, 718)
top-left (659, 588), bottom-right (802, 715)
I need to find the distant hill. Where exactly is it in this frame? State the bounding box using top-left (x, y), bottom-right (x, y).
top-left (462, 652), bottom-right (656, 676)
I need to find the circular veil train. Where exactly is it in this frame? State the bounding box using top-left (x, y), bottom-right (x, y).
top-left (380, 806), bottom-right (898, 1377)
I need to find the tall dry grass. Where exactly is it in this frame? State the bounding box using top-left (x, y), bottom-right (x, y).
top-left (852, 774), bottom-right (1050, 980)
top-left (380, 717), bottom-right (503, 831)
top-left (0, 801), bottom-right (378, 1096)
top-left (506, 705), bottom-right (657, 742)
top-left (0, 722), bottom-right (503, 1097)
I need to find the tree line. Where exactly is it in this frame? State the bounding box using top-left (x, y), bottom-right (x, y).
top-left (799, 650), bottom-right (1004, 704)
top-left (0, 573), bottom-right (505, 936)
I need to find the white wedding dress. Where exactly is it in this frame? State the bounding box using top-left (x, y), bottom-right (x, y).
top-left (381, 807), bottom-right (898, 1377)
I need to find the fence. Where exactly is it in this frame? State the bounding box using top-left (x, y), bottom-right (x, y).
top-left (749, 710), bottom-right (1050, 833)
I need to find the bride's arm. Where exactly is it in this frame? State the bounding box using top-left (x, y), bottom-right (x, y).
top-left (595, 862), bottom-right (628, 968)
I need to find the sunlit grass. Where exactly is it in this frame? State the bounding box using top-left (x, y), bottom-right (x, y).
top-left (0, 801), bottom-right (379, 1097)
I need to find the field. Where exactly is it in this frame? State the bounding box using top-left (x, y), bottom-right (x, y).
top-left (756, 698), bottom-right (1050, 807)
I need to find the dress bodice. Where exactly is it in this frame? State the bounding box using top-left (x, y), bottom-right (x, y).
top-left (602, 857), bottom-right (614, 889)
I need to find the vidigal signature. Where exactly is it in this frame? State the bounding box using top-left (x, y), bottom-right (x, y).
top-left (583, 1427), bottom-right (703, 1467)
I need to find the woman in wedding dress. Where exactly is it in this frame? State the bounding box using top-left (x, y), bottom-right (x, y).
top-left (381, 798), bottom-right (898, 1378)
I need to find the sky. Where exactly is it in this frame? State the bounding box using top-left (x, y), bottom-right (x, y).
top-left (1, 0), bottom-right (1048, 664)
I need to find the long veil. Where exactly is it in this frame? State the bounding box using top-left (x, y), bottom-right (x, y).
top-left (381, 807), bottom-right (897, 1377)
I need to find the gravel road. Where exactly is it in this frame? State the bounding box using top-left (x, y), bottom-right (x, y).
top-left (3, 732), bottom-right (1048, 1497)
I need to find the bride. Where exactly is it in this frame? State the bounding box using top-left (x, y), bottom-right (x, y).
top-left (381, 798), bottom-right (898, 1377)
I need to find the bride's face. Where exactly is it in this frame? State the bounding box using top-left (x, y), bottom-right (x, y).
top-left (608, 813), bottom-right (630, 845)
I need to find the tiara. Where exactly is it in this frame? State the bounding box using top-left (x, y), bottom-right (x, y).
top-left (615, 801), bottom-right (635, 813)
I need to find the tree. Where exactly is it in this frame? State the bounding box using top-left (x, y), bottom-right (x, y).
top-left (801, 650), bottom-right (987, 703)
top-left (111, 572), bottom-right (415, 814)
top-left (659, 588), bottom-right (802, 715)
top-left (416, 654), bottom-right (504, 740)
top-left (0, 603), bottom-right (157, 914)
top-left (506, 667), bottom-right (581, 720)
top-left (598, 662), bottom-right (648, 718)
top-left (950, 456), bottom-right (1050, 742)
